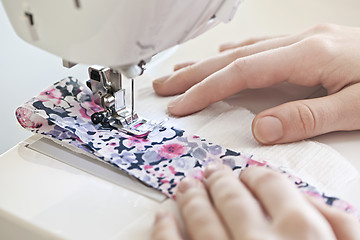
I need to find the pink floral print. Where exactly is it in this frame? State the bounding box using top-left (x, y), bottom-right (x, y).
top-left (158, 143), bottom-right (187, 159)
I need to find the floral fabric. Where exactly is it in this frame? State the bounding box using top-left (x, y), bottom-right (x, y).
top-left (16, 77), bottom-right (360, 219)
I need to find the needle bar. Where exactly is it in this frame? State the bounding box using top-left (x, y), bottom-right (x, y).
top-left (131, 78), bottom-right (134, 122)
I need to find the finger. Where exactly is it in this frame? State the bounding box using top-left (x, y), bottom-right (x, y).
top-left (153, 34), bottom-right (301, 97)
top-left (176, 177), bottom-right (230, 240)
top-left (219, 36), bottom-right (284, 52)
top-left (167, 44), bottom-right (298, 116)
top-left (174, 61), bottom-right (196, 71)
top-left (153, 51), bottom-right (238, 96)
top-left (152, 210), bottom-right (184, 240)
top-left (252, 83), bottom-right (360, 144)
top-left (307, 197), bottom-right (360, 240)
top-left (241, 167), bottom-right (337, 239)
top-left (204, 164), bottom-right (269, 239)
top-left (240, 167), bottom-right (327, 223)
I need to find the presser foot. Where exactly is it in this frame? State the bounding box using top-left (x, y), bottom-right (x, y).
top-left (87, 65), bottom-right (165, 137)
top-left (90, 110), bottom-right (166, 137)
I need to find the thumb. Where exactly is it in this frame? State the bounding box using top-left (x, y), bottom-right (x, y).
top-left (252, 83), bottom-right (360, 144)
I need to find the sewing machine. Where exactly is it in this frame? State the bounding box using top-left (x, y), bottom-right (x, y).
top-left (2, 0), bottom-right (242, 138)
top-left (0, 0), bottom-right (243, 239)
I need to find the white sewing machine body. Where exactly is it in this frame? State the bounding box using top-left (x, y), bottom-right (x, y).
top-left (2, 0), bottom-right (240, 76)
top-left (0, 134), bottom-right (172, 239)
top-left (2, 0), bottom-right (242, 137)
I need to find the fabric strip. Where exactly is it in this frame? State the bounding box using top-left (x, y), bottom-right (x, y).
top-left (15, 77), bottom-right (360, 219)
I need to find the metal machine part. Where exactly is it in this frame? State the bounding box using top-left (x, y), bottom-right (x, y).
top-left (86, 66), bottom-right (165, 136)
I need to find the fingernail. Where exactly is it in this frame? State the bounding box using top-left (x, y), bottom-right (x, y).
top-left (177, 177), bottom-right (202, 194)
top-left (253, 116), bottom-right (283, 144)
top-left (204, 163), bottom-right (225, 179)
top-left (153, 76), bottom-right (168, 86)
top-left (168, 95), bottom-right (184, 109)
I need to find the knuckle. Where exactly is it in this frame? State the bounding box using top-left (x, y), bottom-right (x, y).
top-left (206, 173), bottom-right (253, 213)
top-left (276, 208), bottom-right (317, 231)
top-left (206, 168), bottom-right (232, 188)
top-left (241, 233), bottom-right (272, 240)
top-left (221, 198), bottom-right (251, 216)
top-left (232, 56), bottom-right (271, 89)
top-left (231, 57), bottom-right (253, 87)
top-left (231, 45), bottom-right (250, 58)
top-left (191, 80), bottom-right (215, 106)
top-left (214, 185), bottom-right (243, 208)
top-left (180, 190), bottom-right (204, 209)
top-left (180, 191), bottom-right (209, 218)
top-left (182, 207), bottom-right (213, 227)
top-left (207, 173), bottom-right (240, 199)
top-left (294, 34), bottom-right (340, 84)
top-left (300, 35), bottom-right (337, 59)
top-left (344, 84), bottom-right (360, 115)
top-left (177, 66), bottom-right (194, 83)
top-left (249, 169), bottom-right (283, 189)
top-left (295, 102), bottom-right (317, 135)
top-left (185, 63), bottom-right (198, 73)
top-left (232, 57), bottom-right (250, 74)
top-left (217, 189), bottom-right (242, 204)
top-left (310, 23), bottom-right (338, 33)
top-left (174, 63), bottom-right (201, 87)
top-left (246, 37), bottom-right (261, 45)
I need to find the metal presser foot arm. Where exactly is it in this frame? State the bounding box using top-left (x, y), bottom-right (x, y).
top-left (86, 66), bottom-right (165, 137)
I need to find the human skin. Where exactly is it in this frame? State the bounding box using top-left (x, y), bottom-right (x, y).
top-left (151, 165), bottom-right (360, 240)
top-left (152, 23), bottom-right (360, 144)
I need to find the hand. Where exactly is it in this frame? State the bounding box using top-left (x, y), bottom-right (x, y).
top-left (153, 24), bottom-right (360, 144)
top-left (151, 165), bottom-right (360, 240)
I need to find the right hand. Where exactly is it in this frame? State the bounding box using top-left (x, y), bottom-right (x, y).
top-left (153, 24), bottom-right (360, 145)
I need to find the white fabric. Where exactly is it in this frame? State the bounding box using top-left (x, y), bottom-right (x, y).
top-left (134, 75), bottom-right (359, 199)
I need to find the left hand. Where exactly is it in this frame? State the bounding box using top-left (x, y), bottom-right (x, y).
top-left (151, 165), bottom-right (360, 240)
